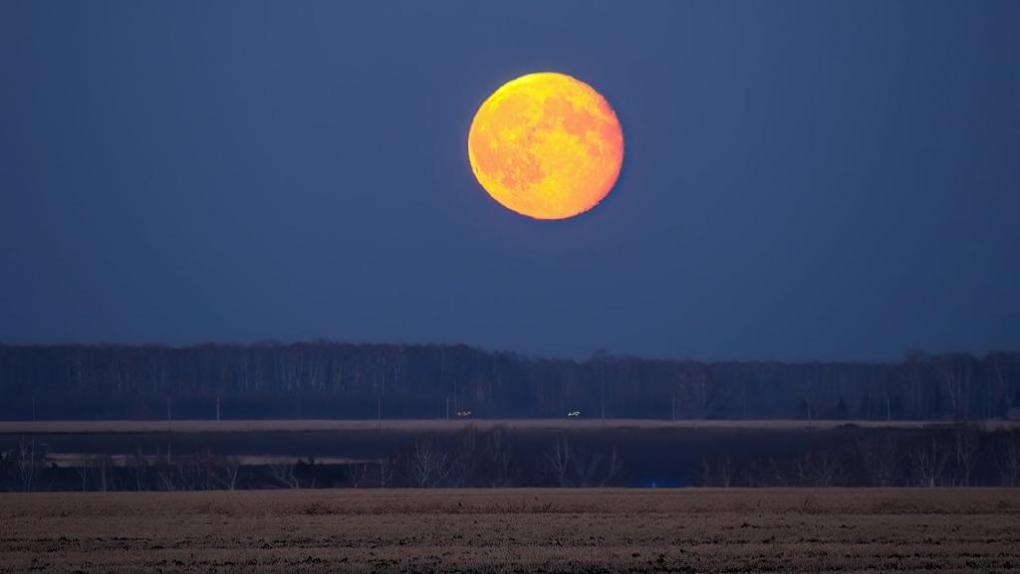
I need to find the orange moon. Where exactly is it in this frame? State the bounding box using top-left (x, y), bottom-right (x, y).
top-left (467, 72), bottom-right (624, 220)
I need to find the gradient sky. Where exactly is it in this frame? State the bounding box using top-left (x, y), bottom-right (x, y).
top-left (1, 0), bottom-right (1018, 361)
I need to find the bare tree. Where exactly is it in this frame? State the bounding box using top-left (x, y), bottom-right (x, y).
top-left (599, 447), bottom-right (622, 486)
top-left (991, 359), bottom-right (1019, 418)
top-left (128, 447), bottom-right (152, 491)
top-left (911, 436), bottom-right (949, 487)
top-left (157, 463), bottom-right (180, 491)
top-left (572, 449), bottom-right (605, 487)
top-left (702, 455), bottom-right (735, 487)
top-left (378, 457), bottom-right (395, 488)
top-left (856, 436), bottom-right (899, 487)
top-left (156, 458), bottom-right (214, 491)
top-left (346, 462), bottom-right (373, 488)
top-left (795, 447), bottom-right (843, 487)
top-left (542, 434), bottom-right (620, 487)
top-left (951, 426), bottom-right (980, 486)
top-left (591, 350), bottom-right (611, 421)
top-left (998, 431), bottom-right (1020, 486)
top-left (16, 437), bottom-right (41, 492)
top-left (208, 455), bottom-right (242, 490)
top-left (97, 456), bottom-right (110, 492)
top-left (74, 458), bottom-right (91, 492)
top-left (408, 438), bottom-right (454, 488)
top-left (449, 427), bottom-right (479, 486)
top-left (744, 456), bottom-right (781, 487)
top-left (482, 427), bottom-right (516, 487)
top-left (268, 462), bottom-right (301, 489)
top-left (569, 447), bottom-right (621, 487)
top-left (545, 434), bottom-right (573, 487)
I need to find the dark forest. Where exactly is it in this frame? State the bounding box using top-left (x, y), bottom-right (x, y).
top-left (2, 344), bottom-right (1018, 421)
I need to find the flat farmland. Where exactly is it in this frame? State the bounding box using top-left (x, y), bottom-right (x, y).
top-left (2, 489), bottom-right (1019, 573)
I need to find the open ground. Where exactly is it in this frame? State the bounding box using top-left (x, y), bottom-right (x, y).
top-left (2, 488), bottom-right (1019, 573)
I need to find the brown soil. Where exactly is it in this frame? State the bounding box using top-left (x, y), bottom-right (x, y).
top-left (2, 488), bottom-right (1019, 573)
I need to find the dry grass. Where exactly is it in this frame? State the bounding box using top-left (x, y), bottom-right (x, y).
top-left (3, 418), bottom-right (1015, 435)
top-left (2, 488), bottom-right (1019, 573)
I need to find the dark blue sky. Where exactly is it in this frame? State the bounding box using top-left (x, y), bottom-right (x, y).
top-left (2, 1), bottom-right (1018, 360)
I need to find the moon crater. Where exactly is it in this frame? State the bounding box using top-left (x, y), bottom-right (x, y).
top-left (468, 72), bottom-right (624, 220)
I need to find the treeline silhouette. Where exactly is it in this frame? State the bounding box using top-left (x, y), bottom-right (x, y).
top-left (1, 343), bottom-right (1018, 420)
top-left (5, 424), bottom-right (1020, 491)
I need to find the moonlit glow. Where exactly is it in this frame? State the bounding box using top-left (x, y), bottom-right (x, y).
top-left (468, 72), bottom-right (624, 220)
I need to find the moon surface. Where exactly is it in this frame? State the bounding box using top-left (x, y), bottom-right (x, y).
top-left (467, 72), bottom-right (624, 220)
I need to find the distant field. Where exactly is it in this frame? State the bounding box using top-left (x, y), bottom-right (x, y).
top-left (2, 418), bottom-right (1013, 435)
top-left (2, 488), bottom-right (1019, 573)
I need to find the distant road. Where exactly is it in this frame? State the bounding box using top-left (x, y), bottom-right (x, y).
top-left (1, 418), bottom-right (1016, 434)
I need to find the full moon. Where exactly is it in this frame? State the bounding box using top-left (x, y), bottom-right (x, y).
top-left (467, 72), bottom-right (624, 220)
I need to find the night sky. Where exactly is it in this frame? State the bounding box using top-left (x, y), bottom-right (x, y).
top-left (2, 1), bottom-right (1018, 361)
